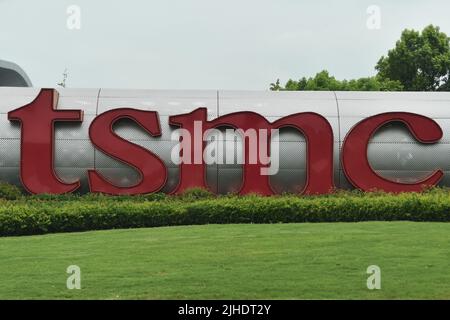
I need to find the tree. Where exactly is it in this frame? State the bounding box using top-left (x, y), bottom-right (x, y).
top-left (376, 25), bottom-right (450, 91)
top-left (304, 70), bottom-right (342, 91)
top-left (343, 76), bottom-right (403, 91)
top-left (269, 79), bottom-right (282, 91)
top-left (276, 71), bottom-right (343, 91)
top-left (271, 70), bottom-right (403, 91)
top-left (271, 24), bottom-right (450, 91)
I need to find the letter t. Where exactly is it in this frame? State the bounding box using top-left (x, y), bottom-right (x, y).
top-left (8, 89), bottom-right (83, 194)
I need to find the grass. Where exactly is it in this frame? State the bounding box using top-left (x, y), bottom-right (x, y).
top-left (0, 222), bottom-right (449, 299)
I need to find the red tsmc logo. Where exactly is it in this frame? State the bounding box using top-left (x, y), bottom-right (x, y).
top-left (8, 89), bottom-right (443, 195)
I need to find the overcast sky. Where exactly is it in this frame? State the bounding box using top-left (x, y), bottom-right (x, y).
top-left (1, 0), bottom-right (450, 90)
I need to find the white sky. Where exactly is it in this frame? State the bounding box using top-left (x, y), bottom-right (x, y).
top-left (1, 0), bottom-right (449, 89)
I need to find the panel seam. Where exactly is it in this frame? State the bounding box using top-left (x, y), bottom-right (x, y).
top-left (94, 88), bottom-right (101, 170)
top-left (333, 91), bottom-right (341, 188)
top-left (216, 90), bottom-right (219, 194)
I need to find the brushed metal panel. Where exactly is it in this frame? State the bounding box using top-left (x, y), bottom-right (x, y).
top-left (271, 141), bottom-right (340, 172)
top-left (94, 140), bottom-right (179, 168)
top-left (420, 118), bottom-right (449, 143)
top-left (162, 168), bottom-right (180, 193)
top-left (56, 88), bottom-right (100, 115)
top-left (206, 165), bottom-right (218, 194)
top-left (437, 172), bottom-right (450, 187)
top-left (369, 122), bottom-right (435, 143)
top-left (274, 141), bottom-right (306, 169)
top-left (338, 169), bottom-right (450, 189)
top-left (266, 116), bottom-right (340, 143)
top-left (95, 146), bottom-right (218, 193)
top-left (0, 88), bottom-right (40, 113)
top-left (211, 129), bottom-right (339, 190)
top-left (335, 91), bottom-right (450, 118)
top-left (271, 127), bottom-right (306, 142)
top-left (54, 139), bottom-right (95, 168)
top-left (100, 89), bottom-right (216, 100)
top-left (334, 170), bottom-right (341, 189)
top-left (54, 115), bottom-right (95, 140)
top-left (0, 89), bottom-right (449, 194)
top-left (338, 170), bottom-right (355, 190)
top-left (216, 130), bottom-right (242, 169)
top-left (211, 127), bottom-right (337, 167)
top-left (270, 169), bottom-right (306, 194)
top-left (0, 115), bottom-right (95, 140)
top-left (54, 167), bottom-right (90, 193)
top-left (372, 170), bottom-right (444, 184)
top-left (218, 90), bottom-right (338, 117)
top-left (340, 118), bottom-right (450, 143)
top-left (333, 142), bottom-right (341, 180)
top-left (90, 167), bottom-right (188, 194)
top-left (337, 119), bottom-right (450, 186)
top-left (335, 91), bottom-right (450, 100)
top-left (0, 114), bottom-right (95, 140)
top-left (217, 168), bottom-right (242, 195)
top-left (92, 167), bottom-right (142, 188)
top-left (0, 138), bottom-right (20, 167)
top-left (216, 167), bottom-right (319, 194)
top-left (98, 90), bottom-right (218, 117)
top-left (0, 114), bottom-right (20, 138)
top-left (0, 167), bottom-right (20, 186)
top-left (209, 89), bottom-right (338, 136)
top-left (368, 142), bottom-right (450, 171)
top-left (112, 116), bottom-right (180, 142)
top-left (337, 93), bottom-right (450, 190)
top-left (122, 140), bottom-right (180, 167)
top-left (0, 88), bottom-right (99, 115)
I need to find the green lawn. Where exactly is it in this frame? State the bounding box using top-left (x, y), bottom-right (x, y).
top-left (0, 222), bottom-right (449, 299)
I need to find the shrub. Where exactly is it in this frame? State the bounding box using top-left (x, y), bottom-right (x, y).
top-left (0, 186), bottom-right (449, 236)
top-left (178, 188), bottom-right (215, 201)
top-left (0, 182), bottom-right (23, 200)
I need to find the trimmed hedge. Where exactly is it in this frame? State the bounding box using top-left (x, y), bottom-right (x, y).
top-left (0, 187), bottom-right (450, 236)
top-left (0, 182), bottom-right (23, 200)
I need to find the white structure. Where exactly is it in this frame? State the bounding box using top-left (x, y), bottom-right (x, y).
top-left (0, 60), bottom-right (32, 87)
top-left (0, 88), bottom-right (449, 193)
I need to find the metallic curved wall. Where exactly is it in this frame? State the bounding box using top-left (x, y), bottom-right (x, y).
top-left (0, 60), bottom-right (32, 87)
top-left (0, 87), bottom-right (449, 193)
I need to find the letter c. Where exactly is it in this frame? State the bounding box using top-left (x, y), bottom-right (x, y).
top-left (342, 112), bottom-right (443, 193)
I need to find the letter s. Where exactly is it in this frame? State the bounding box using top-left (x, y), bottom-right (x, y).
top-left (88, 108), bottom-right (167, 195)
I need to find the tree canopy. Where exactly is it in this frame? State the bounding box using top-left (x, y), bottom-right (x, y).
top-left (271, 25), bottom-right (450, 91)
top-left (271, 71), bottom-right (403, 91)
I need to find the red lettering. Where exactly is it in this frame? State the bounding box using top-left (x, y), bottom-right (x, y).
top-left (88, 108), bottom-right (167, 195)
top-left (342, 112), bottom-right (443, 193)
top-left (273, 113), bottom-right (334, 195)
top-left (10, 90), bottom-right (442, 196)
top-left (8, 89), bottom-right (83, 194)
top-left (169, 109), bottom-right (209, 193)
top-left (170, 108), bottom-right (334, 195)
